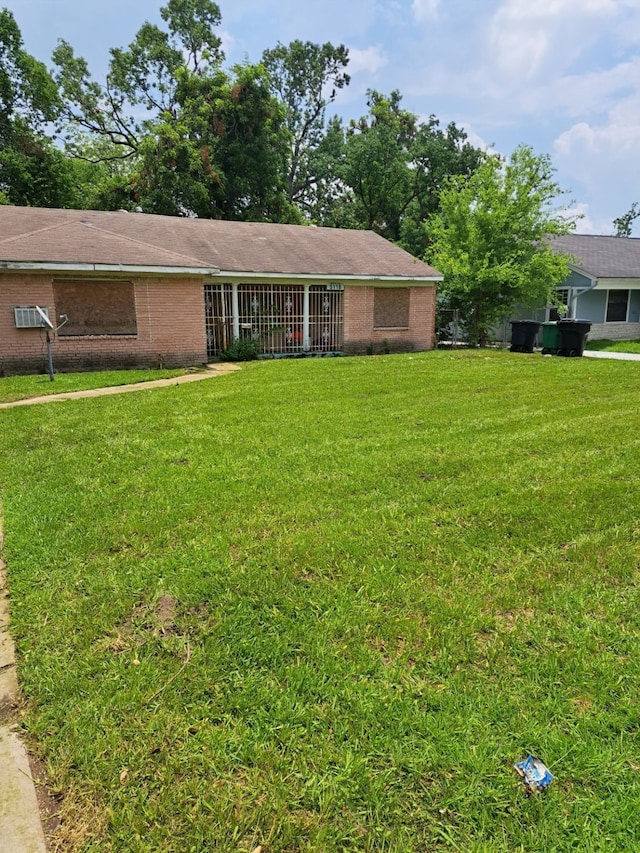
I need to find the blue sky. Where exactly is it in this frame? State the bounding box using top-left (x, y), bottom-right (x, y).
top-left (6, 0), bottom-right (640, 234)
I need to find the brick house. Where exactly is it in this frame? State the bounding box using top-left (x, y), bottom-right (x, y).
top-left (0, 206), bottom-right (441, 375)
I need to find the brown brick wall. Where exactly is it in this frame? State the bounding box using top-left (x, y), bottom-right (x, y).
top-left (0, 272), bottom-right (207, 375)
top-left (343, 285), bottom-right (436, 354)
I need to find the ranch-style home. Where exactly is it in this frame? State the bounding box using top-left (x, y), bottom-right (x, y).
top-left (0, 206), bottom-right (441, 376)
top-left (547, 234), bottom-right (640, 339)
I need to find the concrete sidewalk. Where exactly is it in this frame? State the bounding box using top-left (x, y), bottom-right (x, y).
top-left (583, 349), bottom-right (640, 361)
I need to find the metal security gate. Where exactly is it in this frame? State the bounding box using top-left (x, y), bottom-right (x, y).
top-left (310, 286), bottom-right (343, 352)
top-left (204, 283), bottom-right (232, 356)
top-left (205, 283), bottom-right (343, 358)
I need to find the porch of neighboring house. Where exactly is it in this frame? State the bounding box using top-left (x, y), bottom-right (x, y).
top-left (205, 282), bottom-right (344, 358)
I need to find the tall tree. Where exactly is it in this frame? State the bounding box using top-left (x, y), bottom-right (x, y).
top-left (340, 90), bottom-right (416, 240)
top-left (329, 91), bottom-right (484, 250)
top-left (261, 40), bottom-right (349, 215)
top-left (135, 63), bottom-right (296, 221)
top-left (401, 118), bottom-right (485, 257)
top-left (0, 8), bottom-right (76, 207)
top-left (428, 145), bottom-right (575, 346)
top-left (53, 0), bottom-right (294, 219)
top-left (53, 0), bottom-right (224, 162)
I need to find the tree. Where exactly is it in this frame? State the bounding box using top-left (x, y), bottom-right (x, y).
top-left (53, 0), bottom-right (295, 220)
top-left (326, 91), bottom-right (484, 249)
top-left (135, 63), bottom-right (297, 220)
top-left (53, 0), bottom-right (224, 162)
top-left (613, 202), bottom-right (640, 237)
top-left (401, 118), bottom-right (485, 257)
top-left (0, 8), bottom-right (77, 207)
top-left (427, 145), bottom-right (576, 346)
top-left (261, 40), bottom-right (349, 214)
top-left (339, 90), bottom-right (416, 240)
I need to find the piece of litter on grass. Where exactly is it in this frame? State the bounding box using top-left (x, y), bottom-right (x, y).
top-left (514, 755), bottom-right (554, 792)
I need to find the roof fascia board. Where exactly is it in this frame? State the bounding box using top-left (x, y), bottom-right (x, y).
top-left (567, 264), bottom-right (598, 287)
top-left (0, 261), bottom-right (220, 276)
top-left (215, 271), bottom-right (442, 283)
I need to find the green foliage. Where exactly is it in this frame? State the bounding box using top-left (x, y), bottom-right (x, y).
top-left (0, 8), bottom-right (77, 207)
top-left (329, 90), bottom-right (484, 249)
top-left (262, 40), bottom-right (350, 213)
top-left (219, 336), bottom-right (261, 361)
top-left (428, 145), bottom-right (576, 345)
top-left (53, 2), bottom-right (295, 220)
top-left (613, 201), bottom-right (640, 237)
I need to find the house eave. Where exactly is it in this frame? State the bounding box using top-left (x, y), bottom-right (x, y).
top-left (0, 261), bottom-right (221, 276)
top-left (214, 270), bottom-right (442, 283)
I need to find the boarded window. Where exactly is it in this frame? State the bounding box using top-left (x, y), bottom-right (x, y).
top-left (374, 288), bottom-right (410, 328)
top-left (54, 280), bottom-right (137, 336)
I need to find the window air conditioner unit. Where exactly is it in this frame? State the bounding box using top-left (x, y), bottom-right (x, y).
top-left (14, 306), bottom-right (52, 329)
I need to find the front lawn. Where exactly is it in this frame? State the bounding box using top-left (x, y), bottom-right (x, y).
top-left (1, 351), bottom-right (639, 851)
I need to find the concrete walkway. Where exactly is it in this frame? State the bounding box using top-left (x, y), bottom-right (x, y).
top-left (0, 362), bottom-right (241, 850)
top-left (583, 349), bottom-right (640, 361)
top-left (0, 363), bottom-right (241, 410)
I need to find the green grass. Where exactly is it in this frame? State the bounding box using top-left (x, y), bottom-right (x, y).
top-left (585, 338), bottom-right (640, 354)
top-left (0, 367), bottom-right (190, 404)
top-left (1, 350), bottom-right (639, 851)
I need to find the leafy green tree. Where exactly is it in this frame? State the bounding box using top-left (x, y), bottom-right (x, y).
top-left (339, 90), bottom-right (415, 239)
top-left (261, 40), bottom-right (349, 213)
top-left (136, 63), bottom-right (296, 220)
top-left (613, 202), bottom-right (640, 237)
top-left (53, 0), bottom-right (294, 220)
top-left (0, 7), bottom-right (76, 207)
top-left (329, 91), bottom-right (484, 248)
top-left (427, 145), bottom-right (575, 346)
top-left (401, 118), bottom-right (485, 257)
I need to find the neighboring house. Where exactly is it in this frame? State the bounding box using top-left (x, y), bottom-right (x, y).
top-left (0, 206), bottom-right (441, 375)
top-left (549, 234), bottom-right (640, 339)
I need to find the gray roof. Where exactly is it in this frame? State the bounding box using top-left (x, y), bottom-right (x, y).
top-left (550, 233), bottom-right (640, 279)
top-left (0, 206), bottom-right (441, 280)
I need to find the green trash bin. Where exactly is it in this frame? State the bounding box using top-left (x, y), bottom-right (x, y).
top-left (541, 321), bottom-right (561, 355)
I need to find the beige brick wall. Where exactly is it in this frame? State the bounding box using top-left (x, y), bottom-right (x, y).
top-left (588, 321), bottom-right (640, 341)
top-left (343, 285), bottom-right (436, 354)
top-left (0, 272), bottom-right (207, 375)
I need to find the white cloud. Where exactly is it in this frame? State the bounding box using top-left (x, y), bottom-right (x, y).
top-left (412, 0), bottom-right (441, 23)
top-left (553, 94), bottom-right (640, 232)
top-left (560, 203), bottom-right (595, 235)
top-left (488, 0), bottom-right (618, 82)
top-left (219, 30), bottom-right (237, 58)
top-left (346, 45), bottom-right (388, 75)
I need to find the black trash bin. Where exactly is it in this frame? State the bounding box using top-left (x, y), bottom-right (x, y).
top-left (510, 320), bottom-right (541, 353)
top-left (557, 319), bottom-right (592, 357)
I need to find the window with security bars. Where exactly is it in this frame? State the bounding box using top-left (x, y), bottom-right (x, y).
top-left (238, 284), bottom-right (304, 354)
top-left (204, 283), bottom-right (343, 358)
